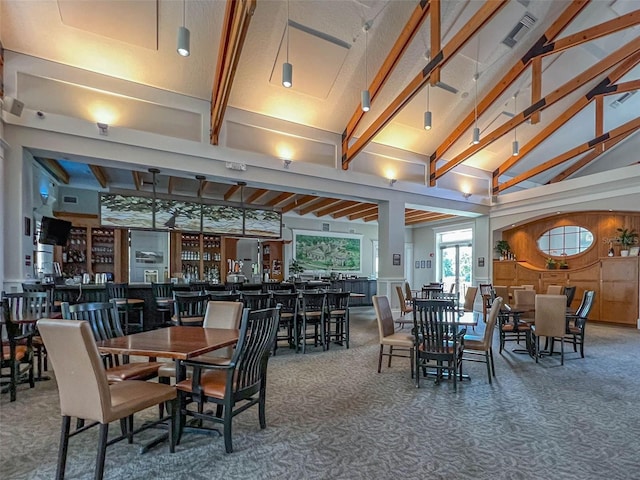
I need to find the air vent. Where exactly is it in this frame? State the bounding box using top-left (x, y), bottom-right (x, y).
top-left (349, 229), bottom-right (356, 234)
top-left (62, 196), bottom-right (78, 204)
top-left (502, 13), bottom-right (537, 48)
top-left (610, 91), bottom-right (637, 109)
top-left (322, 223), bottom-right (330, 231)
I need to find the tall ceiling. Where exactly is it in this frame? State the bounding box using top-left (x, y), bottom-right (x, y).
top-left (1, 0), bottom-right (639, 222)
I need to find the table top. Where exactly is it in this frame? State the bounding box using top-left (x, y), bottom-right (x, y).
top-left (97, 326), bottom-right (239, 360)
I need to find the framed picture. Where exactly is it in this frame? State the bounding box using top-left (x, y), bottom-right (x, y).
top-left (293, 230), bottom-right (362, 272)
top-left (478, 257), bottom-right (485, 267)
top-left (426, 260), bottom-right (432, 269)
top-left (629, 246), bottom-right (640, 256)
top-left (420, 260), bottom-right (426, 268)
top-left (393, 254), bottom-right (401, 266)
top-left (415, 260), bottom-right (420, 269)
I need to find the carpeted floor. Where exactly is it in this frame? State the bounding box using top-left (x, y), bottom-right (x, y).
top-left (2, 307), bottom-right (640, 480)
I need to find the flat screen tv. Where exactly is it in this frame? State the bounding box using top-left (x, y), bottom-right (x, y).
top-left (38, 216), bottom-right (72, 246)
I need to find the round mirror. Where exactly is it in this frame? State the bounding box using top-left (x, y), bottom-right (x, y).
top-left (537, 226), bottom-right (594, 257)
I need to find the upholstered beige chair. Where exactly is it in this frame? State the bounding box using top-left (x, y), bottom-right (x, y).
top-left (546, 285), bottom-right (564, 295)
top-left (462, 286), bottom-right (478, 313)
top-left (464, 296), bottom-right (503, 383)
top-left (493, 286), bottom-right (509, 303)
top-left (514, 289), bottom-right (536, 321)
top-left (37, 319), bottom-right (177, 480)
top-left (395, 286), bottom-right (413, 329)
top-left (373, 295), bottom-right (414, 377)
top-left (531, 294), bottom-right (567, 365)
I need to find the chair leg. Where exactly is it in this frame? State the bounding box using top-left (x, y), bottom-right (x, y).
top-left (560, 337), bottom-right (564, 366)
top-left (388, 346), bottom-right (393, 367)
top-left (223, 402), bottom-right (234, 454)
top-left (579, 334), bottom-right (584, 358)
top-left (259, 382), bottom-right (267, 429)
top-left (56, 415), bottom-right (71, 480)
top-left (95, 423), bottom-right (109, 480)
top-left (489, 347), bottom-right (495, 377)
top-left (377, 345), bottom-right (384, 373)
top-left (168, 398), bottom-right (177, 453)
top-left (573, 334), bottom-right (578, 352)
top-left (535, 336), bottom-right (539, 363)
top-left (485, 351), bottom-right (492, 384)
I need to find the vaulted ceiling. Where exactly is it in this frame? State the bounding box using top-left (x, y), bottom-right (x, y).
top-left (2, 0), bottom-right (639, 224)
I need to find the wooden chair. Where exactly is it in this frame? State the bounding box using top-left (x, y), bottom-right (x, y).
top-left (172, 292), bottom-right (209, 327)
top-left (513, 289), bottom-right (536, 321)
top-left (546, 285), bottom-right (564, 295)
top-left (325, 291), bottom-right (350, 349)
top-left (559, 290), bottom-right (595, 358)
top-left (271, 292), bottom-right (299, 354)
top-left (531, 295), bottom-right (567, 365)
top-left (373, 295), bottom-right (414, 377)
top-left (106, 283), bottom-right (144, 334)
top-left (176, 307), bottom-right (280, 453)
top-left (37, 319), bottom-right (177, 480)
top-left (464, 297), bottom-right (502, 383)
top-left (208, 292), bottom-right (241, 302)
top-left (151, 282), bottom-right (174, 327)
top-left (241, 292), bottom-right (271, 311)
top-left (412, 299), bottom-right (465, 391)
top-left (395, 285), bottom-right (413, 329)
top-left (564, 286), bottom-right (577, 308)
top-left (298, 292), bottom-right (326, 353)
top-left (1, 298), bottom-right (35, 402)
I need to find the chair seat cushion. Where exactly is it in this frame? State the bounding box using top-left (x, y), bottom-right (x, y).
top-left (171, 315), bottom-right (204, 326)
top-left (106, 362), bottom-right (163, 382)
top-left (464, 339), bottom-right (486, 350)
top-left (567, 326), bottom-right (581, 334)
top-left (381, 332), bottom-right (414, 348)
top-left (158, 362), bottom-right (177, 378)
top-left (176, 369), bottom-right (231, 400)
top-left (2, 345), bottom-right (28, 361)
top-left (107, 380), bottom-right (176, 423)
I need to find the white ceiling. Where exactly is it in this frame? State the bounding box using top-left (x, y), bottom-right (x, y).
top-left (1, 0), bottom-right (639, 200)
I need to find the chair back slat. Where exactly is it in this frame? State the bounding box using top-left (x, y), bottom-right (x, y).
top-left (62, 300), bottom-right (123, 341)
top-left (173, 292), bottom-right (208, 326)
top-left (242, 292), bottom-right (271, 311)
top-left (413, 299), bottom-right (460, 355)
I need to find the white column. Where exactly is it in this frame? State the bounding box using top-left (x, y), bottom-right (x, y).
top-left (376, 198), bottom-right (406, 310)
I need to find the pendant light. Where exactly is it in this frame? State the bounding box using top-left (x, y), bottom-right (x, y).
top-left (361, 22), bottom-right (371, 112)
top-left (512, 93), bottom-right (519, 156)
top-left (424, 80), bottom-right (432, 130)
top-left (177, 0), bottom-right (190, 57)
top-left (282, 0), bottom-right (292, 88)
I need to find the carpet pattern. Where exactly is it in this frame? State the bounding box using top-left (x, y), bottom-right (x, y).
top-left (2, 307), bottom-right (640, 480)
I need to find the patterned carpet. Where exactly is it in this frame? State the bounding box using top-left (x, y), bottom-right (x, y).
top-left (2, 307), bottom-right (640, 480)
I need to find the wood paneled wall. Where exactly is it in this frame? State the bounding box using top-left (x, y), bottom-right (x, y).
top-left (501, 211), bottom-right (639, 269)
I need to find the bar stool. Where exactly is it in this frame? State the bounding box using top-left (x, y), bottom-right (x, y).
top-left (106, 283), bottom-right (145, 334)
top-left (325, 291), bottom-right (350, 349)
top-left (151, 282), bottom-right (174, 328)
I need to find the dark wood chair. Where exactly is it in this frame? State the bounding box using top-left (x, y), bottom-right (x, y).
top-left (241, 292), bottom-right (271, 311)
top-left (271, 292), bottom-right (299, 354)
top-left (1, 298), bottom-right (35, 402)
top-left (564, 285), bottom-right (577, 308)
top-left (559, 290), bottom-right (595, 358)
top-left (464, 297), bottom-right (503, 384)
top-left (176, 306), bottom-right (280, 453)
top-left (151, 282), bottom-right (174, 327)
top-left (189, 282), bottom-right (209, 292)
top-left (325, 291), bottom-right (350, 349)
top-left (208, 292), bottom-right (241, 302)
top-left (413, 299), bottom-right (466, 391)
top-left (106, 283), bottom-right (144, 334)
top-left (298, 292), bottom-right (326, 354)
top-left (172, 292), bottom-right (209, 327)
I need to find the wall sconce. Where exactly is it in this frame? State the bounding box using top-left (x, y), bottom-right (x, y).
top-left (97, 122), bottom-right (109, 136)
top-left (389, 178), bottom-right (397, 187)
top-left (283, 159), bottom-right (292, 169)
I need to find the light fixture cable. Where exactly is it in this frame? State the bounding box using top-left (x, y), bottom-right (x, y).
top-left (472, 37), bottom-right (480, 144)
top-left (424, 60), bottom-right (432, 130)
top-left (282, 0), bottom-right (292, 88)
top-left (512, 93), bottom-right (519, 156)
top-left (177, 0), bottom-right (190, 57)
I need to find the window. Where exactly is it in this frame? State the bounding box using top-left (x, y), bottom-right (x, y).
top-left (537, 226), bottom-right (593, 257)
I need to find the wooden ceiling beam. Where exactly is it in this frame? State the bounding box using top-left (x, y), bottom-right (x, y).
top-left (265, 192), bottom-right (295, 207)
top-left (167, 176), bottom-right (175, 195)
top-left (333, 202), bottom-right (376, 219)
top-left (492, 50), bottom-right (640, 192)
top-left (343, 0), bottom-right (506, 169)
top-left (197, 180), bottom-right (209, 198)
top-left (363, 213), bottom-right (378, 222)
top-left (405, 213), bottom-right (452, 225)
top-left (605, 78), bottom-right (640, 96)
top-left (429, 1), bottom-right (589, 184)
top-left (548, 129), bottom-right (635, 183)
top-left (498, 115), bottom-right (640, 192)
top-left (341, 0), bottom-right (431, 161)
top-left (245, 188), bottom-right (269, 204)
top-left (347, 205), bottom-right (379, 221)
top-left (210, 0), bottom-right (256, 145)
top-left (280, 194), bottom-right (318, 213)
top-left (429, 0), bottom-right (441, 86)
top-left (131, 171), bottom-right (142, 190)
top-left (405, 209), bottom-right (438, 220)
top-left (530, 57), bottom-right (542, 124)
top-left (595, 96), bottom-right (604, 153)
top-left (39, 158), bottom-right (70, 184)
top-left (224, 184), bottom-right (241, 201)
top-left (315, 200), bottom-right (361, 218)
top-left (298, 198), bottom-right (342, 216)
top-left (438, 40), bottom-right (640, 185)
top-left (88, 165), bottom-right (107, 188)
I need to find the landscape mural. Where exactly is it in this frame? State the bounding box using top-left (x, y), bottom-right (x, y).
top-left (293, 231), bottom-right (362, 272)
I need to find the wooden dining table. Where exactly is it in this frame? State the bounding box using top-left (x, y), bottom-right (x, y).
top-left (97, 326), bottom-right (239, 382)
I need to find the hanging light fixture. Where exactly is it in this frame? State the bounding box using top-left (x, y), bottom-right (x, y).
top-left (282, 0), bottom-right (292, 88)
top-left (512, 93), bottom-right (520, 156)
top-left (361, 22), bottom-right (371, 112)
top-left (177, 0), bottom-right (190, 57)
top-left (472, 38), bottom-right (480, 144)
top-left (424, 80), bottom-right (432, 130)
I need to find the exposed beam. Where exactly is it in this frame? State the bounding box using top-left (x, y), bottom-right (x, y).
top-left (315, 200), bottom-right (361, 218)
top-left (39, 158), bottom-right (70, 184)
top-left (88, 165), bottom-right (107, 188)
top-left (280, 194), bottom-right (318, 213)
top-left (498, 116), bottom-right (640, 192)
top-left (492, 50), bottom-right (640, 191)
top-left (595, 95), bottom-right (604, 152)
top-left (343, 0), bottom-right (507, 169)
top-left (167, 176), bottom-right (175, 195)
top-left (347, 205), bottom-right (379, 221)
top-left (246, 188), bottom-right (269, 204)
top-left (429, 1), bottom-right (589, 184)
top-left (210, 0), bottom-right (256, 145)
top-left (438, 40), bottom-right (640, 184)
top-left (197, 180), bottom-right (209, 198)
top-left (224, 184), bottom-right (241, 201)
top-left (405, 209), bottom-right (437, 220)
top-left (429, 0), bottom-right (441, 86)
top-left (132, 171), bottom-right (142, 191)
top-left (298, 198), bottom-right (342, 216)
top-left (531, 57), bottom-right (542, 124)
top-left (333, 202), bottom-right (376, 219)
top-left (363, 213), bottom-right (378, 222)
top-left (341, 0), bottom-right (431, 161)
top-left (548, 130), bottom-right (635, 183)
top-left (265, 192), bottom-right (295, 207)
top-left (605, 78), bottom-right (640, 96)
top-left (405, 213), bottom-right (453, 225)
